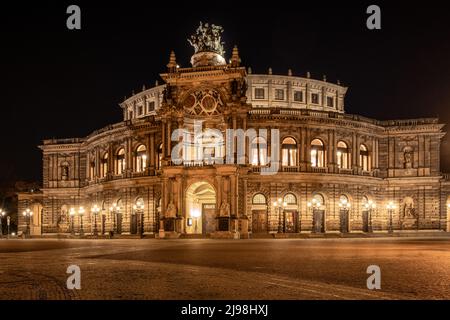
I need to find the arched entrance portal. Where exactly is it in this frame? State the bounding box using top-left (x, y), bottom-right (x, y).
top-left (185, 182), bottom-right (216, 235)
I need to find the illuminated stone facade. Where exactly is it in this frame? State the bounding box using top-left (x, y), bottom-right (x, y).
top-left (18, 26), bottom-right (450, 238)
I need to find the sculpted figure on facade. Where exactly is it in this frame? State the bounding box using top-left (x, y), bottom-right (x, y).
top-left (219, 201), bottom-right (230, 217)
top-left (166, 201), bottom-right (177, 218)
top-left (402, 197), bottom-right (416, 219)
top-left (404, 147), bottom-right (413, 169)
top-left (188, 21), bottom-right (225, 56)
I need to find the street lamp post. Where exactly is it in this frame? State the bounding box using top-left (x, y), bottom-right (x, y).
top-left (364, 200), bottom-right (376, 233)
top-left (0, 209), bottom-right (5, 238)
top-left (386, 201), bottom-right (396, 234)
top-left (22, 208), bottom-right (33, 238)
top-left (7, 216), bottom-right (10, 238)
top-left (133, 201), bottom-right (145, 237)
top-left (109, 203), bottom-right (119, 234)
top-left (307, 198), bottom-right (322, 233)
top-left (69, 208), bottom-right (75, 236)
top-left (273, 198), bottom-right (287, 233)
top-left (78, 206), bottom-right (85, 236)
top-left (92, 205), bottom-right (100, 237)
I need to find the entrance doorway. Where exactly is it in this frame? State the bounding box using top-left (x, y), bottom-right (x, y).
top-left (252, 210), bottom-right (267, 233)
top-left (30, 203), bottom-right (43, 236)
top-left (313, 210), bottom-right (325, 233)
top-left (340, 209), bottom-right (349, 233)
top-left (362, 210), bottom-right (370, 232)
top-left (185, 182), bottom-right (216, 235)
top-left (284, 210), bottom-right (298, 233)
top-left (130, 214), bottom-right (138, 234)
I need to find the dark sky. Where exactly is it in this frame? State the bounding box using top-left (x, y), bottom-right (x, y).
top-left (1, 1), bottom-right (450, 184)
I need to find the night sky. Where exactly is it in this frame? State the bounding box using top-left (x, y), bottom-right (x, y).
top-left (1, 1), bottom-right (450, 184)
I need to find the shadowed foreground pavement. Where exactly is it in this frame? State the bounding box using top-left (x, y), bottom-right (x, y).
top-left (0, 238), bottom-right (449, 300)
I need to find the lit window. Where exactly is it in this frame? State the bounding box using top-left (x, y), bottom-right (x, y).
top-left (359, 144), bottom-right (370, 171)
top-left (311, 93), bottom-right (319, 104)
top-left (101, 153), bottom-right (108, 178)
top-left (311, 139), bottom-right (325, 167)
top-left (293, 91), bottom-right (303, 102)
top-left (326, 96), bottom-right (334, 107)
top-left (251, 137), bottom-right (267, 166)
top-left (147, 101), bottom-right (155, 112)
top-left (336, 141), bottom-right (350, 169)
top-left (252, 193), bottom-right (266, 204)
top-left (254, 88), bottom-right (265, 99)
top-left (89, 162), bottom-right (95, 180)
top-left (157, 144), bottom-right (163, 169)
top-left (275, 89), bottom-right (284, 100)
top-left (282, 137), bottom-right (297, 166)
top-left (284, 193), bottom-right (297, 205)
top-left (135, 145), bottom-right (147, 172)
top-left (115, 148), bottom-right (126, 175)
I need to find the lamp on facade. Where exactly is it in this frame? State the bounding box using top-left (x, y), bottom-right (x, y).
top-left (133, 201), bottom-right (145, 237)
top-left (0, 209), bottom-right (5, 238)
top-left (364, 200), bottom-right (376, 232)
top-left (386, 201), bottom-right (396, 234)
top-left (109, 203), bottom-right (120, 233)
top-left (22, 208), bottom-right (33, 238)
top-left (91, 204), bottom-right (100, 237)
top-left (273, 198), bottom-right (287, 233)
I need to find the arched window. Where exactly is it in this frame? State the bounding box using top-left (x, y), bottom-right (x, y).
top-left (89, 161), bottom-right (95, 180)
top-left (251, 137), bottom-right (267, 166)
top-left (157, 143), bottom-right (163, 169)
top-left (359, 144), bottom-right (370, 171)
top-left (282, 137), bottom-right (297, 166)
top-left (115, 148), bottom-right (126, 175)
top-left (283, 193), bottom-right (297, 205)
top-left (134, 197), bottom-right (145, 211)
top-left (252, 193), bottom-right (267, 204)
top-left (336, 141), bottom-right (350, 169)
top-left (339, 194), bottom-right (349, 206)
top-left (311, 139), bottom-right (325, 167)
top-left (101, 153), bottom-right (108, 178)
top-left (312, 193), bottom-right (325, 206)
top-left (135, 145), bottom-right (147, 173)
top-left (362, 195), bottom-right (369, 206)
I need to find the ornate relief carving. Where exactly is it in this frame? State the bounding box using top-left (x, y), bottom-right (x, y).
top-left (183, 89), bottom-right (224, 116)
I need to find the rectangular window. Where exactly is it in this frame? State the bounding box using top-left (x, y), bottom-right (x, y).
top-left (293, 91), bottom-right (303, 102)
top-left (138, 106), bottom-right (143, 116)
top-left (275, 89), bottom-right (285, 100)
top-left (311, 93), bottom-right (319, 104)
top-left (326, 96), bottom-right (334, 107)
top-left (147, 101), bottom-right (155, 112)
top-left (254, 88), bottom-right (265, 99)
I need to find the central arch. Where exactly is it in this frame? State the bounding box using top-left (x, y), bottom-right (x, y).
top-left (185, 181), bottom-right (216, 235)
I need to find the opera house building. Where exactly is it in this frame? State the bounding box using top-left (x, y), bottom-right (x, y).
top-left (18, 23), bottom-right (450, 239)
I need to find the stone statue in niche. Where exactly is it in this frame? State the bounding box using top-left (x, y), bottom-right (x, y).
top-left (403, 147), bottom-right (413, 169)
top-left (61, 166), bottom-right (69, 181)
top-left (166, 201), bottom-right (177, 218)
top-left (402, 197), bottom-right (416, 219)
top-left (219, 201), bottom-right (230, 216)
